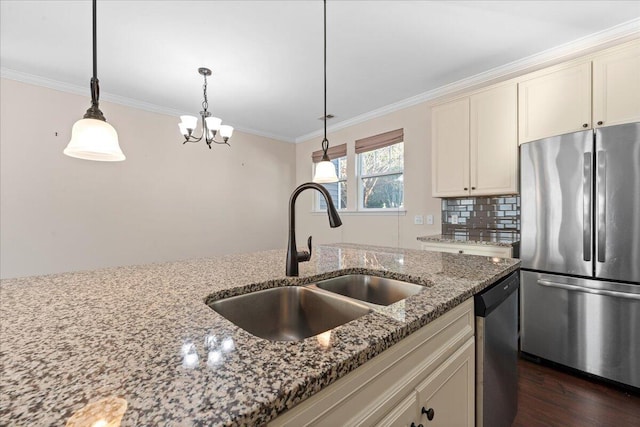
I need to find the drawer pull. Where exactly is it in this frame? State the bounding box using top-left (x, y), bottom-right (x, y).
top-left (422, 407), bottom-right (435, 420)
top-left (458, 250), bottom-right (464, 254)
top-left (410, 423), bottom-right (423, 427)
top-left (582, 123), bottom-right (589, 128)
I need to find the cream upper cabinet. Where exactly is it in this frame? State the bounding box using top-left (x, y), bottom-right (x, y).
top-left (518, 61), bottom-right (592, 144)
top-left (432, 98), bottom-right (470, 198)
top-left (432, 83), bottom-right (517, 197)
top-left (470, 84), bottom-right (518, 195)
top-left (593, 41), bottom-right (640, 128)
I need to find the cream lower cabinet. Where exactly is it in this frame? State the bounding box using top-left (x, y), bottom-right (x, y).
top-left (270, 299), bottom-right (475, 427)
top-left (379, 340), bottom-right (475, 427)
top-left (432, 83), bottom-right (518, 198)
top-left (420, 241), bottom-right (512, 258)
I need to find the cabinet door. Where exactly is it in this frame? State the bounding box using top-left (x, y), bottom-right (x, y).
top-left (375, 392), bottom-right (419, 427)
top-left (432, 98), bottom-right (470, 197)
top-left (518, 62), bottom-right (591, 144)
top-left (416, 339), bottom-right (475, 427)
top-left (593, 40), bottom-right (640, 128)
top-left (470, 83), bottom-right (518, 195)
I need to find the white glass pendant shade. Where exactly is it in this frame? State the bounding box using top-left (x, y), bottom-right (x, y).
top-left (205, 116), bottom-right (222, 131)
top-left (313, 160), bottom-right (339, 183)
top-left (180, 115), bottom-right (198, 131)
top-left (219, 125), bottom-right (234, 139)
top-left (178, 122), bottom-right (189, 136)
top-left (64, 118), bottom-right (125, 161)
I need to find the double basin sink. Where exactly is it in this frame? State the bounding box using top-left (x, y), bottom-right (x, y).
top-left (208, 274), bottom-right (425, 341)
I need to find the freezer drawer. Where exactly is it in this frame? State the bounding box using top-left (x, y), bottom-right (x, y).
top-left (520, 270), bottom-right (640, 388)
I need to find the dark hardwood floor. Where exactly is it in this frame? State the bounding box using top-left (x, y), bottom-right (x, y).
top-left (513, 357), bottom-right (640, 427)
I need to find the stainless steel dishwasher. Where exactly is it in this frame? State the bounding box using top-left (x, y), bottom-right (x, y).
top-left (475, 270), bottom-right (519, 427)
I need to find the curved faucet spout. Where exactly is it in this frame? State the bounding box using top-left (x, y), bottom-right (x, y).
top-left (286, 182), bottom-right (342, 276)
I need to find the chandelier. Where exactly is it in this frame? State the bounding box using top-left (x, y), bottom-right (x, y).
top-left (312, 0), bottom-right (339, 183)
top-left (178, 67), bottom-right (234, 149)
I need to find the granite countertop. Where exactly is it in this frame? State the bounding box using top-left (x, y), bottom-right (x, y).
top-left (0, 243), bottom-right (519, 426)
top-left (417, 233), bottom-right (520, 247)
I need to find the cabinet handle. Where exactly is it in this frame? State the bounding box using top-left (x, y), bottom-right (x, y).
top-left (422, 407), bottom-right (435, 420)
top-left (458, 250), bottom-right (464, 254)
top-left (582, 123), bottom-right (589, 128)
top-left (597, 121), bottom-right (603, 126)
top-left (410, 423), bottom-right (424, 427)
top-left (471, 186), bottom-right (476, 190)
top-left (464, 187), bottom-right (468, 191)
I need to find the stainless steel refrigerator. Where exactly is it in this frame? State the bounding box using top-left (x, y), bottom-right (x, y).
top-left (519, 122), bottom-right (640, 389)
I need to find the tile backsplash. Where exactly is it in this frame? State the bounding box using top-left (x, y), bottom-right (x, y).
top-left (442, 195), bottom-right (520, 239)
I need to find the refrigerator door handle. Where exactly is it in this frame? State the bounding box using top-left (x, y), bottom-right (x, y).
top-left (597, 151), bottom-right (606, 263)
top-left (537, 279), bottom-right (640, 300)
top-left (583, 152), bottom-right (592, 262)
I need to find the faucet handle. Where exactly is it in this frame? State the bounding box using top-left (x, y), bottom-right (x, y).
top-left (297, 236), bottom-right (312, 262)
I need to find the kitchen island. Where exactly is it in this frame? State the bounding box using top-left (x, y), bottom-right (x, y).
top-left (0, 244), bottom-right (519, 426)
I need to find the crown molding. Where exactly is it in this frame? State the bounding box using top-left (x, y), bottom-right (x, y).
top-left (0, 67), bottom-right (295, 143)
top-left (295, 18), bottom-right (640, 143)
top-left (3, 17), bottom-right (638, 146)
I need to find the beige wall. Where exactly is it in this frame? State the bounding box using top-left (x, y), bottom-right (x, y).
top-left (0, 78), bottom-right (296, 278)
top-left (294, 102), bottom-right (442, 250)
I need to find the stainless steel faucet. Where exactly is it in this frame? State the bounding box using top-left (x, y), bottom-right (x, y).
top-left (286, 182), bottom-right (342, 276)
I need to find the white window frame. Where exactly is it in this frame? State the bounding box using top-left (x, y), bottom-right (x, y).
top-left (357, 142), bottom-right (404, 211)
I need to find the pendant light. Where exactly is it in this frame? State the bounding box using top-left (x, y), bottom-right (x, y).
top-left (64, 0), bottom-right (125, 162)
top-left (312, 0), bottom-right (339, 184)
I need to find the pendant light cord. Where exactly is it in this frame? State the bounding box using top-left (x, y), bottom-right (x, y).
top-left (92, 0), bottom-right (97, 81)
top-left (321, 0), bottom-right (329, 158)
top-left (84, 0), bottom-right (105, 120)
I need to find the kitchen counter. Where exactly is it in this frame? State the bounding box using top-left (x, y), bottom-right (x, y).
top-left (417, 233), bottom-right (520, 247)
top-left (0, 244), bottom-right (519, 426)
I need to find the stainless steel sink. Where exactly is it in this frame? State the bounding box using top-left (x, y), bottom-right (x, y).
top-left (209, 286), bottom-right (371, 341)
top-left (313, 274), bottom-right (425, 306)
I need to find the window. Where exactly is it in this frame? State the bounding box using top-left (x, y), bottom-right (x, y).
top-left (358, 142), bottom-right (404, 209)
top-left (355, 128), bottom-right (404, 210)
top-left (310, 130), bottom-right (404, 212)
top-left (317, 156), bottom-right (347, 210)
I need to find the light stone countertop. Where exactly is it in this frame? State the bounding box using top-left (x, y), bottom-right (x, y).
top-left (0, 243), bottom-right (519, 426)
top-left (417, 234), bottom-right (519, 247)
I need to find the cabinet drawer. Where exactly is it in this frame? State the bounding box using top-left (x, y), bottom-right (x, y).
top-left (420, 242), bottom-right (512, 258)
top-left (270, 299), bottom-right (474, 427)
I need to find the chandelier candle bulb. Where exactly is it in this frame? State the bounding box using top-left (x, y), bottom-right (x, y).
top-left (205, 117), bottom-right (222, 131)
top-left (180, 115), bottom-right (198, 132)
top-left (220, 125), bottom-right (234, 140)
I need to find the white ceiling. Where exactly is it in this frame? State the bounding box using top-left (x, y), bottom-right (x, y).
top-left (1, 1), bottom-right (639, 142)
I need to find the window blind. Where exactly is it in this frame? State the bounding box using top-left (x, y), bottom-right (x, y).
top-left (355, 128), bottom-right (404, 154)
top-left (311, 143), bottom-right (347, 163)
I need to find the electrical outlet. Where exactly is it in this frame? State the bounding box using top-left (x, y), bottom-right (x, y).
top-left (414, 215), bottom-right (423, 225)
top-left (451, 214), bottom-right (459, 224)
top-left (426, 214), bottom-right (434, 225)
